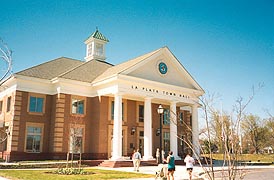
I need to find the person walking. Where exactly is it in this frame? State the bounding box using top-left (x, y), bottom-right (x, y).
top-left (164, 151), bottom-right (175, 180)
top-left (156, 148), bottom-right (160, 164)
top-left (184, 153), bottom-right (195, 180)
top-left (161, 149), bottom-right (165, 163)
top-left (133, 149), bottom-right (141, 172)
top-left (132, 149), bottom-right (136, 169)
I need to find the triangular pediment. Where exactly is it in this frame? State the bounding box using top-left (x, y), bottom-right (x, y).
top-left (121, 47), bottom-right (203, 92)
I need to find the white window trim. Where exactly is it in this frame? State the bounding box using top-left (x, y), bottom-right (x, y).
top-left (28, 93), bottom-right (46, 115)
top-left (71, 95), bottom-right (86, 116)
top-left (24, 122), bottom-right (44, 153)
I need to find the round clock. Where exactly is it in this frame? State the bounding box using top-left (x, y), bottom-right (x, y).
top-left (158, 62), bottom-right (168, 74)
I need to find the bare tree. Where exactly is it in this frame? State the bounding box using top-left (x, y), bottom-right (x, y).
top-left (241, 114), bottom-right (267, 154)
top-left (265, 116), bottom-right (274, 147)
top-left (0, 39), bottom-right (13, 161)
top-left (168, 93), bottom-right (216, 180)
top-left (0, 38), bottom-right (12, 85)
top-left (168, 84), bottom-right (263, 180)
top-left (55, 114), bottom-right (85, 175)
top-left (53, 114), bottom-right (85, 175)
top-left (210, 112), bottom-right (232, 153)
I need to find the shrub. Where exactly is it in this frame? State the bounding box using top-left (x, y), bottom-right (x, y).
top-left (53, 167), bottom-right (88, 175)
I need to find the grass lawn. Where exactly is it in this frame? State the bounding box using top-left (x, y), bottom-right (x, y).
top-left (0, 168), bottom-right (154, 180)
top-left (202, 153), bottom-right (274, 162)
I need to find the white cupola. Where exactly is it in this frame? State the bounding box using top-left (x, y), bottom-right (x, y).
top-left (84, 28), bottom-right (109, 61)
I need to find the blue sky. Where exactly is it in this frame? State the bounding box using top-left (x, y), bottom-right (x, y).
top-left (1, 0), bottom-right (273, 123)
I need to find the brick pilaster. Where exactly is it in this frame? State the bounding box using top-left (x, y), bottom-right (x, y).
top-left (53, 94), bottom-right (65, 152)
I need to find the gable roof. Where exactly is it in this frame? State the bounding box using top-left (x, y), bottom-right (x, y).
top-left (92, 46), bottom-right (204, 92)
top-left (93, 47), bottom-right (163, 83)
top-left (16, 57), bottom-right (84, 80)
top-left (59, 60), bottom-right (113, 82)
top-left (16, 57), bottom-right (113, 82)
top-left (14, 46), bottom-right (203, 92)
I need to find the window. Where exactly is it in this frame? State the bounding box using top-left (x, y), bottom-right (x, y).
top-left (6, 96), bottom-right (11, 112)
top-left (163, 132), bottom-right (170, 153)
top-left (87, 44), bottom-right (92, 56)
top-left (138, 105), bottom-right (144, 122)
top-left (179, 112), bottom-right (184, 124)
top-left (69, 127), bottom-right (83, 153)
top-left (111, 101), bottom-right (114, 119)
top-left (29, 96), bottom-right (44, 113)
top-left (26, 126), bottom-right (42, 152)
top-left (0, 100), bottom-right (3, 114)
top-left (163, 109), bottom-right (170, 125)
top-left (72, 99), bottom-right (84, 114)
top-left (111, 101), bottom-right (124, 120)
top-left (181, 135), bottom-right (185, 155)
top-left (139, 131), bottom-right (144, 155)
top-left (139, 131), bottom-right (144, 137)
top-left (95, 43), bottom-right (103, 56)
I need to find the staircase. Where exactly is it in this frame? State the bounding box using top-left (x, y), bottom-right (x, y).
top-left (98, 159), bottom-right (158, 168)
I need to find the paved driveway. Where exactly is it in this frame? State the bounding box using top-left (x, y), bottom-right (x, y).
top-left (244, 168), bottom-right (274, 180)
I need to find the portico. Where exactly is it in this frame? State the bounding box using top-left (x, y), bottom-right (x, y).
top-left (92, 57), bottom-right (203, 160)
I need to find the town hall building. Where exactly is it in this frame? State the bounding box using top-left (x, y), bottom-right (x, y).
top-left (0, 29), bottom-right (204, 162)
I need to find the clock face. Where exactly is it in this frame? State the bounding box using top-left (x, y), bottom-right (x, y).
top-left (158, 62), bottom-right (168, 74)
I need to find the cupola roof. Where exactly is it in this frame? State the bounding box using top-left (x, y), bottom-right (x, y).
top-left (86, 28), bottom-right (109, 42)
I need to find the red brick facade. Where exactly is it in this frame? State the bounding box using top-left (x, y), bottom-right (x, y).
top-left (0, 90), bottom-right (192, 161)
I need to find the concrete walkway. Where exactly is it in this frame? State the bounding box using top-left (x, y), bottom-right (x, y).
top-left (96, 164), bottom-right (274, 180)
top-left (95, 165), bottom-right (205, 179)
top-left (1, 164), bottom-right (274, 180)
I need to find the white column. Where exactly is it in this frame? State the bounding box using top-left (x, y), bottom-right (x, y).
top-left (111, 94), bottom-right (123, 160)
top-left (170, 102), bottom-right (180, 159)
top-left (192, 104), bottom-right (200, 158)
top-left (143, 97), bottom-right (154, 160)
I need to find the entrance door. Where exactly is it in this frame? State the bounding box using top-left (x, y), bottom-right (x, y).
top-left (122, 130), bottom-right (124, 155)
top-left (138, 130), bottom-right (144, 156)
top-left (163, 132), bottom-right (170, 157)
top-left (109, 129), bottom-right (125, 158)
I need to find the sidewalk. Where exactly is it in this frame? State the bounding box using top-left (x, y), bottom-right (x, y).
top-left (95, 165), bottom-right (205, 180)
top-left (96, 164), bottom-right (274, 180)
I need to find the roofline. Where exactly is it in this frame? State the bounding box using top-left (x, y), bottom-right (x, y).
top-left (15, 56), bottom-right (82, 74)
top-left (0, 74), bottom-right (13, 86)
top-left (164, 46), bottom-right (205, 93)
top-left (119, 47), bottom-right (163, 74)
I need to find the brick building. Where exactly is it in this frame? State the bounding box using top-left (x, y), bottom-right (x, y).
top-left (0, 30), bottom-right (204, 161)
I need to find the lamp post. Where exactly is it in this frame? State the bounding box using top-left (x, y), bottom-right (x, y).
top-left (157, 104), bottom-right (164, 163)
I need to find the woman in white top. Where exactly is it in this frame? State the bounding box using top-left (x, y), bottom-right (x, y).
top-left (184, 154), bottom-right (195, 180)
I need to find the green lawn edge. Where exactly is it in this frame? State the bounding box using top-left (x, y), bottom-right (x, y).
top-left (0, 168), bottom-right (154, 180)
